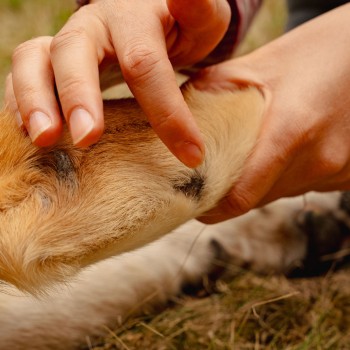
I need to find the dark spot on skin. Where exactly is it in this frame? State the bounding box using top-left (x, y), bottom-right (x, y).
top-left (52, 150), bottom-right (76, 184)
top-left (30, 149), bottom-right (78, 212)
top-left (173, 172), bottom-right (205, 200)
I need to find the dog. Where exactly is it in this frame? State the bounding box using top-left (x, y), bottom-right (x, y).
top-left (0, 85), bottom-right (349, 349)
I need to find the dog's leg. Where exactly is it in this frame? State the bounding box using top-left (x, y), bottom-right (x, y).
top-left (0, 186), bottom-right (346, 350)
top-left (210, 191), bottom-right (350, 276)
top-left (0, 220), bottom-right (231, 350)
top-left (2, 191), bottom-right (348, 349)
top-left (0, 86), bottom-right (264, 292)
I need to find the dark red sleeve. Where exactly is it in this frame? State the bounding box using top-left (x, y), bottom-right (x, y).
top-left (180, 0), bottom-right (262, 74)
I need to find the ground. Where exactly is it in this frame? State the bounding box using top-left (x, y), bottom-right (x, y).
top-left (1, 1), bottom-right (349, 349)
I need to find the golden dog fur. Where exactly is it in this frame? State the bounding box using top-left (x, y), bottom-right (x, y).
top-left (1, 85), bottom-right (348, 349)
top-left (0, 85), bottom-right (264, 294)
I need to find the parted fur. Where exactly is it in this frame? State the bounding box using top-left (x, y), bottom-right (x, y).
top-left (0, 85), bottom-right (264, 293)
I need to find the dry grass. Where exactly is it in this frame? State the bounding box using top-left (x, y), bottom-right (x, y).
top-left (93, 269), bottom-right (350, 350)
top-left (1, 1), bottom-right (350, 349)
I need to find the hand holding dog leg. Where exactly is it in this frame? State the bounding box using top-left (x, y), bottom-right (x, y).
top-left (6, 0), bottom-right (231, 167)
top-left (195, 4), bottom-right (350, 222)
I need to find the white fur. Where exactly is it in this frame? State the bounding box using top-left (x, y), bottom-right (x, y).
top-left (0, 85), bottom-right (344, 348)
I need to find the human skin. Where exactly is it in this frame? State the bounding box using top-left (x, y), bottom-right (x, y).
top-left (194, 4), bottom-right (350, 223)
top-left (6, 2), bottom-right (350, 224)
top-left (5, 0), bottom-right (230, 168)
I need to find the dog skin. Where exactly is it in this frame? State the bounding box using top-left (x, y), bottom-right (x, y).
top-left (1, 84), bottom-right (350, 349)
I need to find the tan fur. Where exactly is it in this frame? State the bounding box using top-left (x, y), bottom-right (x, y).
top-left (0, 192), bottom-right (343, 349)
top-left (0, 85), bottom-right (264, 293)
top-left (0, 85), bottom-right (346, 349)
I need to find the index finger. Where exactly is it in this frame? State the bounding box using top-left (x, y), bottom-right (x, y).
top-left (107, 3), bottom-right (205, 168)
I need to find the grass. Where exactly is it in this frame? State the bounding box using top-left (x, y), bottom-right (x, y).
top-left (91, 269), bottom-right (350, 349)
top-left (1, 1), bottom-right (349, 349)
top-left (0, 0), bottom-right (73, 101)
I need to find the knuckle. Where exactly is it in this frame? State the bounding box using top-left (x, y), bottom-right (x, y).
top-left (50, 27), bottom-right (88, 54)
top-left (51, 4), bottom-right (105, 55)
top-left (150, 106), bottom-right (180, 130)
top-left (16, 83), bottom-right (40, 98)
top-left (120, 43), bottom-right (161, 84)
top-left (12, 40), bottom-right (40, 63)
top-left (225, 189), bottom-right (256, 216)
top-left (12, 37), bottom-right (52, 65)
top-left (56, 78), bottom-right (85, 104)
top-left (14, 85), bottom-right (42, 113)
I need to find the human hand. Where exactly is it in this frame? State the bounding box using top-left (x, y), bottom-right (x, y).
top-left (193, 4), bottom-right (350, 222)
top-left (5, 0), bottom-right (230, 168)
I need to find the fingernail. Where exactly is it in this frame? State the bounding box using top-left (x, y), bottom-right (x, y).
top-left (176, 142), bottom-right (204, 168)
top-left (15, 111), bottom-right (23, 128)
top-left (69, 108), bottom-right (94, 145)
top-left (28, 111), bottom-right (52, 142)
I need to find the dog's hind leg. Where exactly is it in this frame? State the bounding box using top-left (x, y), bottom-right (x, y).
top-left (209, 191), bottom-right (350, 277)
top-left (0, 220), bottom-right (226, 350)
